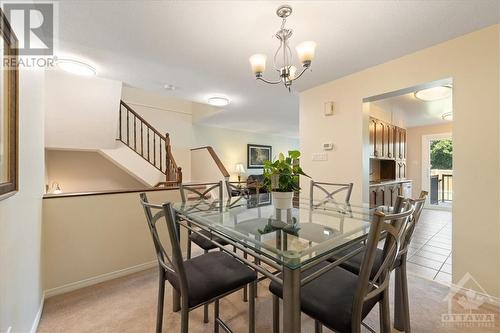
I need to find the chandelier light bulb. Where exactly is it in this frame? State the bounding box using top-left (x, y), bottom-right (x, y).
top-left (296, 41), bottom-right (317, 65)
top-left (249, 54), bottom-right (267, 75)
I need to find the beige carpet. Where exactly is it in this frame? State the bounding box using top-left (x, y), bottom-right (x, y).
top-left (38, 267), bottom-right (499, 333)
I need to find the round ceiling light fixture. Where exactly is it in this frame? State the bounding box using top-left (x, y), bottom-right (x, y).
top-left (442, 112), bottom-right (453, 121)
top-left (56, 58), bottom-right (97, 76)
top-left (164, 84), bottom-right (178, 91)
top-left (415, 86), bottom-right (451, 102)
top-left (207, 96), bottom-right (230, 107)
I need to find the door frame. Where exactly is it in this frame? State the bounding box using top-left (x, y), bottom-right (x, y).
top-left (421, 132), bottom-right (452, 209)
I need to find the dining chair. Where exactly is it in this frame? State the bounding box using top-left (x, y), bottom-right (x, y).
top-left (225, 180), bottom-right (258, 199)
top-left (140, 193), bottom-right (257, 333)
top-left (269, 201), bottom-right (414, 333)
top-left (309, 180), bottom-right (354, 208)
top-left (329, 191), bottom-right (428, 333)
top-left (180, 182), bottom-right (229, 260)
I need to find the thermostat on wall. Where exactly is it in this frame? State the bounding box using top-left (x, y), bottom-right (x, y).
top-left (323, 143), bottom-right (334, 151)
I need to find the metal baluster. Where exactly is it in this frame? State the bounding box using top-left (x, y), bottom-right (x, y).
top-left (134, 114), bottom-right (137, 150)
top-left (153, 134), bottom-right (156, 166)
top-left (141, 123), bottom-right (144, 156)
top-left (160, 139), bottom-right (163, 171)
top-left (147, 128), bottom-right (150, 162)
top-left (126, 108), bottom-right (130, 146)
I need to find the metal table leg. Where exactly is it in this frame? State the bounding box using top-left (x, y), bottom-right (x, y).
top-left (282, 265), bottom-right (301, 333)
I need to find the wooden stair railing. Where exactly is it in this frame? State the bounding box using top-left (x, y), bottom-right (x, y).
top-left (191, 146), bottom-right (230, 179)
top-left (118, 100), bottom-right (182, 187)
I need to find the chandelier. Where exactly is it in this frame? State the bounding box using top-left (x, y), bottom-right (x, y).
top-left (249, 5), bottom-right (317, 91)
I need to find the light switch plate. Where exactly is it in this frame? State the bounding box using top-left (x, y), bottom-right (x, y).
top-left (324, 101), bottom-right (335, 116)
top-left (312, 153), bottom-right (328, 161)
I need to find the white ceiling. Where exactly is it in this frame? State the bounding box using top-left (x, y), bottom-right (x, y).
top-left (372, 89), bottom-right (453, 128)
top-left (53, 0), bottom-right (500, 137)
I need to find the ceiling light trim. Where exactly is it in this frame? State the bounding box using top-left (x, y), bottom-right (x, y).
top-left (56, 58), bottom-right (97, 76)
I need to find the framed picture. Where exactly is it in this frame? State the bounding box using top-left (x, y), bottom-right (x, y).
top-left (0, 9), bottom-right (19, 200)
top-left (247, 144), bottom-right (272, 169)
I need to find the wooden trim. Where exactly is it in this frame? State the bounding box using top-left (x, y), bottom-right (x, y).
top-left (191, 146), bottom-right (230, 177)
top-left (43, 186), bottom-right (179, 199)
top-left (0, 9), bottom-right (19, 200)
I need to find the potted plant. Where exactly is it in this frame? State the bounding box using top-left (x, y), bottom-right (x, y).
top-left (263, 150), bottom-right (309, 209)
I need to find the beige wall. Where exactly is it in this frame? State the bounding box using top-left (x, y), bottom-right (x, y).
top-left (300, 25), bottom-right (500, 297)
top-left (43, 189), bottom-right (184, 295)
top-left (121, 86), bottom-right (195, 181)
top-left (193, 124), bottom-right (299, 180)
top-left (407, 123), bottom-right (453, 198)
top-left (0, 69), bottom-right (45, 332)
top-left (45, 70), bottom-right (122, 150)
top-left (45, 149), bottom-right (145, 193)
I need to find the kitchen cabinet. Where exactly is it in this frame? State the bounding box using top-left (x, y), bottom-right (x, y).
top-left (370, 185), bottom-right (385, 207)
top-left (369, 117), bottom-right (406, 160)
top-left (370, 181), bottom-right (412, 208)
top-left (385, 184), bottom-right (400, 207)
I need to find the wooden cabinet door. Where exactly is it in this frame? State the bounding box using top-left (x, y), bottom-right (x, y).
top-left (370, 186), bottom-right (385, 207)
top-left (394, 127), bottom-right (402, 159)
top-left (374, 121), bottom-right (384, 158)
top-left (369, 118), bottom-right (376, 157)
top-left (386, 125), bottom-right (395, 159)
top-left (400, 129), bottom-right (407, 160)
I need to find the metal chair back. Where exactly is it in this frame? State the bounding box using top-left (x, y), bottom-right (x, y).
top-left (310, 180), bottom-right (354, 208)
top-left (140, 193), bottom-right (190, 304)
top-left (180, 181), bottom-right (223, 204)
top-left (399, 191), bottom-right (428, 257)
top-left (351, 201), bottom-right (414, 328)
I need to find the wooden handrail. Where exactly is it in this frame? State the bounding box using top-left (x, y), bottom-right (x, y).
top-left (118, 100), bottom-right (182, 186)
top-left (43, 186), bottom-right (179, 199)
top-left (191, 146), bottom-right (230, 178)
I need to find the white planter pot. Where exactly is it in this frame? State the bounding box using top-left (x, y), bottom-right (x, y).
top-left (272, 191), bottom-right (294, 210)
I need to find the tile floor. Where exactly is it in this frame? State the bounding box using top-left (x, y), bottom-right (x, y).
top-left (406, 208), bottom-right (452, 284)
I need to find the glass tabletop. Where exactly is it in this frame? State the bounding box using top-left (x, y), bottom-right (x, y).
top-left (173, 194), bottom-right (374, 269)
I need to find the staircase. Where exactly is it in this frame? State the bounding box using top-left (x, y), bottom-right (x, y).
top-left (118, 101), bottom-right (182, 187)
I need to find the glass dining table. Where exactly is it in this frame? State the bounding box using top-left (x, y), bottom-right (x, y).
top-left (173, 194), bottom-right (375, 333)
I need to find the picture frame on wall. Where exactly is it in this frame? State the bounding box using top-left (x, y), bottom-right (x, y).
top-left (247, 144), bottom-right (272, 169)
top-left (0, 9), bottom-right (19, 200)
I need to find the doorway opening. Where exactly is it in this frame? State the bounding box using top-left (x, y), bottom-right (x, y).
top-left (363, 78), bottom-right (453, 284)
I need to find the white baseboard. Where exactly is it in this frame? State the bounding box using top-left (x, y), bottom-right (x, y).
top-left (30, 293), bottom-right (44, 333)
top-left (44, 261), bottom-right (157, 299)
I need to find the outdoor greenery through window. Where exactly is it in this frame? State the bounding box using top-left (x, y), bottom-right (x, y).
top-left (430, 138), bottom-right (453, 204)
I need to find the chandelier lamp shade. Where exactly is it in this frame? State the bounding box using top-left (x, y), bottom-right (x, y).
top-left (249, 5), bottom-right (317, 90)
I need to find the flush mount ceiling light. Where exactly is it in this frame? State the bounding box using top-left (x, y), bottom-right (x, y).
top-left (164, 84), bottom-right (178, 91)
top-left (56, 58), bottom-right (97, 76)
top-left (442, 112), bottom-right (453, 121)
top-left (249, 4), bottom-right (317, 91)
top-left (207, 96), bottom-right (230, 107)
top-left (415, 86), bottom-right (451, 102)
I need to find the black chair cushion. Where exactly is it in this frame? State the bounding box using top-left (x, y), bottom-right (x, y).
top-left (269, 262), bottom-right (380, 333)
top-left (167, 251), bottom-right (257, 308)
top-left (189, 229), bottom-right (229, 250)
top-left (328, 243), bottom-right (401, 278)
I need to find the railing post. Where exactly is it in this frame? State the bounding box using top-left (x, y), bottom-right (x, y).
top-left (177, 167), bottom-right (182, 184)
